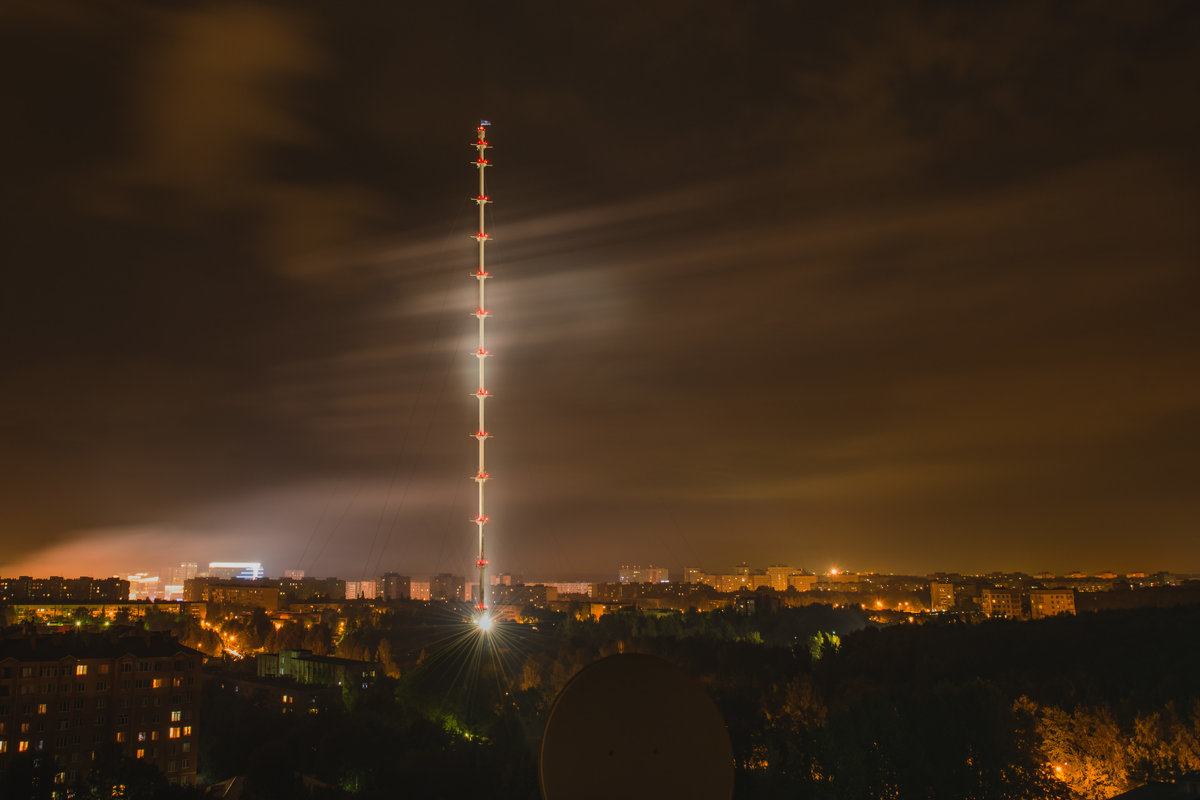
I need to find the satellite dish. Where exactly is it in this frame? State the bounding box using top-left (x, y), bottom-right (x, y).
top-left (540, 653), bottom-right (734, 800)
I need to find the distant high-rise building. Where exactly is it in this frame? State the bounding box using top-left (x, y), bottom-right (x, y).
top-left (280, 576), bottom-right (345, 601)
top-left (0, 576), bottom-right (128, 604)
top-left (684, 567), bottom-right (704, 585)
top-left (410, 581), bottom-right (431, 601)
top-left (765, 566), bottom-right (793, 592)
top-left (980, 588), bottom-right (1021, 619)
top-left (547, 582), bottom-right (592, 597)
top-left (491, 583), bottom-right (558, 607)
top-left (617, 565), bottom-right (643, 584)
top-left (184, 578), bottom-right (282, 610)
top-left (787, 574), bottom-right (818, 592)
top-left (207, 562), bottom-right (264, 580)
top-left (284, 569), bottom-right (305, 579)
top-left (127, 572), bottom-right (160, 601)
top-left (430, 574), bottom-right (465, 602)
top-left (170, 563), bottom-right (198, 584)
top-left (705, 573), bottom-right (752, 593)
top-left (619, 565), bottom-right (667, 584)
top-left (345, 580), bottom-right (377, 600)
top-left (930, 582), bottom-right (955, 611)
top-left (379, 573), bottom-right (411, 601)
top-left (161, 563), bottom-right (199, 601)
top-left (820, 571), bottom-right (862, 591)
top-left (1029, 589), bottom-right (1075, 619)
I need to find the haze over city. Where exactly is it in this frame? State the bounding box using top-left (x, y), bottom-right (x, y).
top-left (2, 2), bottom-right (1198, 581)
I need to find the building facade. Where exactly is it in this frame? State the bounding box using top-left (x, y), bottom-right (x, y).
top-left (344, 580), bottom-right (377, 601)
top-left (0, 632), bottom-right (203, 788)
top-left (930, 581), bottom-right (956, 611)
top-left (787, 574), bottom-right (819, 592)
top-left (1029, 589), bottom-right (1076, 619)
top-left (980, 588), bottom-right (1022, 619)
top-left (206, 562), bottom-right (264, 581)
top-left (0, 577), bottom-right (130, 604)
top-left (183, 578), bottom-right (282, 610)
top-left (764, 566), bottom-right (793, 592)
top-left (379, 573), bottom-right (411, 601)
top-left (257, 650), bottom-right (377, 691)
top-left (430, 574), bottom-right (465, 602)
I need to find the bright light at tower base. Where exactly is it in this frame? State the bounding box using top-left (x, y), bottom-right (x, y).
top-left (474, 612), bottom-right (493, 633)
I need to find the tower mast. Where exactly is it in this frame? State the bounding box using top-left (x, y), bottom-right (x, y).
top-left (471, 121), bottom-right (492, 616)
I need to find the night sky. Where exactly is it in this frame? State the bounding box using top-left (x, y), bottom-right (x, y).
top-left (2, 1), bottom-right (1198, 581)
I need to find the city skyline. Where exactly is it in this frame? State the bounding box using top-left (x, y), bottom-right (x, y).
top-left (1, 556), bottom-right (1193, 589)
top-left (2, 3), bottom-right (1198, 579)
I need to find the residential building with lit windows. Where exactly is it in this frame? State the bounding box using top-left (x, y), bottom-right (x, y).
top-left (430, 574), bottom-right (465, 602)
top-left (183, 578), bottom-right (282, 610)
top-left (764, 566), bottom-right (793, 592)
top-left (930, 581), bottom-right (956, 611)
top-left (644, 566), bottom-right (670, 584)
top-left (617, 565), bottom-right (643, 584)
top-left (257, 649), bottom-right (378, 691)
top-left (787, 574), bottom-right (818, 592)
top-left (1029, 588), bottom-right (1076, 619)
top-left (491, 583), bottom-right (559, 608)
top-left (0, 576), bottom-right (129, 604)
top-left (379, 573), bottom-right (411, 601)
top-left (0, 631), bottom-right (203, 788)
top-left (980, 588), bottom-right (1022, 619)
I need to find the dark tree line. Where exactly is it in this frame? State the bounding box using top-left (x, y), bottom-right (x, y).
top-left (184, 601), bottom-right (1200, 799)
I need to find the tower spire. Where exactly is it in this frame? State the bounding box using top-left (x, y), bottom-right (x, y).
top-left (471, 120), bottom-right (493, 617)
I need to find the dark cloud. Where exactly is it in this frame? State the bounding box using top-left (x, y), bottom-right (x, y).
top-left (1, 1), bottom-right (1197, 579)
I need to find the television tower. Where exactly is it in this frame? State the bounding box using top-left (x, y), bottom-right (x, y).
top-left (471, 120), bottom-right (493, 621)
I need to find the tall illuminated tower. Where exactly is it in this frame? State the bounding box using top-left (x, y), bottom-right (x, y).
top-left (470, 121), bottom-right (493, 618)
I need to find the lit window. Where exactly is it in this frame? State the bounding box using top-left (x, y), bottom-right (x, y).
top-left (137, 732), bottom-right (146, 742)
top-left (18, 741), bottom-right (29, 752)
top-left (170, 711), bottom-right (181, 722)
top-left (168, 727), bottom-right (180, 739)
top-left (151, 679), bottom-right (164, 689)
top-left (0, 741), bottom-right (6, 753)
top-left (182, 726), bottom-right (191, 737)
top-left (75, 665), bottom-right (87, 676)
top-left (36, 704), bottom-right (47, 715)
top-left (135, 748), bottom-right (144, 759)
top-left (115, 732), bottom-right (126, 743)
